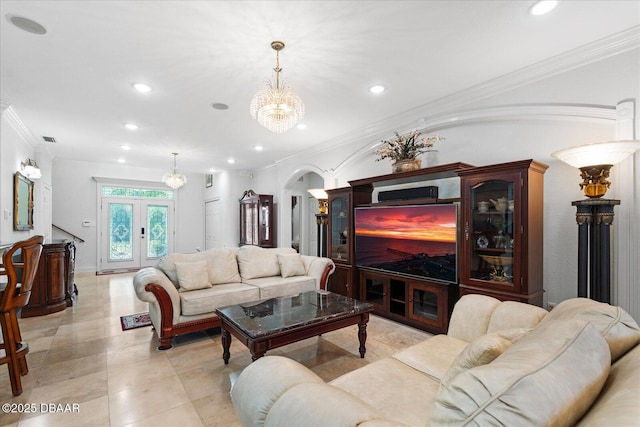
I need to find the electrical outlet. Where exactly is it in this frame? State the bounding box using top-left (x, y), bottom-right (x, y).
top-left (547, 302), bottom-right (557, 311)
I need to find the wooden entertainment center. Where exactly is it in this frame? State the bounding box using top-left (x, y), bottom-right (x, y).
top-left (326, 160), bottom-right (547, 334)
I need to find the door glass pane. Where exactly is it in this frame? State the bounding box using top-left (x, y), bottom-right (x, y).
top-left (261, 199), bottom-right (270, 241)
top-left (470, 180), bottom-right (514, 283)
top-left (412, 288), bottom-right (438, 320)
top-left (364, 277), bottom-right (384, 306)
top-left (147, 205), bottom-right (168, 258)
top-left (330, 196), bottom-right (349, 261)
top-left (109, 203), bottom-right (133, 261)
top-left (102, 186), bottom-right (174, 199)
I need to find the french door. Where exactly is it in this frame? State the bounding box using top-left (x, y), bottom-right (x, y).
top-left (100, 198), bottom-right (174, 272)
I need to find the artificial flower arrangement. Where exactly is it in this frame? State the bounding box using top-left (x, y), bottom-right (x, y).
top-left (374, 130), bottom-right (445, 162)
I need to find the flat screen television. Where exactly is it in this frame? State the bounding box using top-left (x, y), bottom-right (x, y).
top-left (355, 204), bottom-right (458, 284)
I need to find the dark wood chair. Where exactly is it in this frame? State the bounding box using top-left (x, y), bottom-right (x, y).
top-left (0, 235), bottom-right (43, 396)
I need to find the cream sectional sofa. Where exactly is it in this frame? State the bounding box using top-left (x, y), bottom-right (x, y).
top-left (133, 245), bottom-right (334, 349)
top-left (231, 295), bottom-right (640, 427)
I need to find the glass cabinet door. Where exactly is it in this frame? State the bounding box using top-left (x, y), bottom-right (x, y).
top-left (330, 195), bottom-right (349, 262)
top-left (468, 179), bottom-right (516, 285)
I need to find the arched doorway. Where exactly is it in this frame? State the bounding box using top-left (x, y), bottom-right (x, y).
top-left (280, 166), bottom-right (326, 256)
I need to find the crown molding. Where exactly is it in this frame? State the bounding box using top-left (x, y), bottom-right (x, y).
top-left (277, 26), bottom-right (639, 168)
top-left (1, 105), bottom-right (41, 149)
top-left (419, 104), bottom-right (617, 132)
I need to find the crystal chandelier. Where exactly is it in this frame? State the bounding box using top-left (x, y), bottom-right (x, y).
top-left (162, 153), bottom-right (187, 189)
top-left (250, 41), bottom-right (305, 133)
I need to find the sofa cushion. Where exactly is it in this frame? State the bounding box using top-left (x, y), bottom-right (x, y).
top-left (175, 260), bottom-right (211, 292)
top-left (331, 357), bottom-right (441, 427)
top-left (432, 319), bottom-right (611, 426)
top-left (237, 246), bottom-right (281, 280)
top-left (575, 344), bottom-right (640, 426)
top-left (180, 282), bottom-right (260, 316)
top-left (486, 301), bottom-right (547, 333)
top-left (440, 328), bottom-right (531, 388)
top-left (201, 248), bottom-right (241, 285)
top-left (156, 251), bottom-right (209, 288)
top-left (243, 276), bottom-right (317, 300)
top-left (541, 298), bottom-right (640, 362)
top-left (278, 254), bottom-right (306, 278)
top-left (392, 334), bottom-right (468, 381)
top-left (446, 294), bottom-right (501, 342)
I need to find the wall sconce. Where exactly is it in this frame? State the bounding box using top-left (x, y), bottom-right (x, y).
top-left (307, 188), bottom-right (328, 214)
top-left (551, 140), bottom-right (640, 198)
top-left (20, 158), bottom-right (41, 180)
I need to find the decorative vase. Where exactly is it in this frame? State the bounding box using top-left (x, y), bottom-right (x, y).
top-left (392, 158), bottom-right (421, 174)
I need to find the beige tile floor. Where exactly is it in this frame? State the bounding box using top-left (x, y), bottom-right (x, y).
top-left (1, 272), bottom-right (433, 427)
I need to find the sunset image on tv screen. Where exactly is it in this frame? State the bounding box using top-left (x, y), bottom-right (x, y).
top-left (355, 204), bottom-right (457, 283)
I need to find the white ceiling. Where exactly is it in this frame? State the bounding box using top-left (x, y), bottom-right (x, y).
top-left (1, 1), bottom-right (639, 173)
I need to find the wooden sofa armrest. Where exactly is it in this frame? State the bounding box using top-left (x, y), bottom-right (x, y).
top-left (300, 256), bottom-right (335, 290)
top-left (144, 283), bottom-right (175, 347)
top-left (319, 262), bottom-right (335, 290)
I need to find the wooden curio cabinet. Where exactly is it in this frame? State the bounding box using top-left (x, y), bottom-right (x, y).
top-left (239, 190), bottom-right (274, 247)
top-left (326, 187), bottom-right (370, 298)
top-left (458, 160), bottom-right (548, 306)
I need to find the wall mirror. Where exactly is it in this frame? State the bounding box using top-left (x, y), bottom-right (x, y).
top-left (14, 172), bottom-right (34, 231)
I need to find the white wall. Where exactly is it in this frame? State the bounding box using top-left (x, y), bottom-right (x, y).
top-left (52, 158), bottom-right (204, 272)
top-left (0, 107), bottom-right (52, 243)
top-left (203, 169), bottom-right (251, 248)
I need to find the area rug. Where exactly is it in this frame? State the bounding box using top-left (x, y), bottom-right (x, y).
top-left (120, 312), bottom-right (152, 331)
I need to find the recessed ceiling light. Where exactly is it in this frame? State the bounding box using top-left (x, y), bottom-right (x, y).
top-left (132, 82), bottom-right (152, 93)
top-left (117, 158), bottom-right (126, 164)
top-left (124, 123), bottom-right (139, 131)
top-left (227, 158), bottom-right (236, 164)
top-left (211, 103), bottom-right (229, 110)
top-left (369, 85), bottom-right (385, 94)
top-left (6, 15), bottom-right (47, 35)
top-left (296, 123), bottom-right (307, 130)
top-left (121, 144), bottom-right (131, 151)
top-left (254, 145), bottom-right (264, 151)
top-left (529, 0), bottom-right (558, 16)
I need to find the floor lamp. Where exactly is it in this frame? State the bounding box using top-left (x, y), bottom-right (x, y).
top-left (552, 140), bottom-right (640, 303)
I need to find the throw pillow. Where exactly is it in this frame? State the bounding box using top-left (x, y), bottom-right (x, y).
top-left (278, 254), bottom-right (306, 278)
top-left (156, 252), bottom-right (208, 289)
top-left (541, 298), bottom-right (640, 362)
top-left (440, 328), bottom-right (531, 388)
top-left (237, 246), bottom-right (281, 280)
top-left (202, 248), bottom-right (241, 284)
top-left (175, 260), bottom-right (211, 292)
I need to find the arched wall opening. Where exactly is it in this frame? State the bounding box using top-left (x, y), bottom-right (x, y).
top-left (279, 165), bottom-right (327, 256)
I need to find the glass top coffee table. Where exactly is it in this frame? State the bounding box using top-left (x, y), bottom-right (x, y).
top-left (215, 290), bottom-right (374, 363)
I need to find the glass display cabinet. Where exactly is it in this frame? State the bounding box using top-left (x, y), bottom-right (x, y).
top-left (239, 190), bottom-right (274, 247)
top-left (459, 160), bottom-right (547, 306)
top-left (326, 186), bottom-right (372, 298)
top-left (326, 188), bottom-right (352, 297)
top-left (329, 192), bottom-right (350, 262)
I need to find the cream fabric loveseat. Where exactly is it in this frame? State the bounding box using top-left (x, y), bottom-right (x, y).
top-left (231, 295), bottom-right (640, 427)
top-left (133, 245), bottom-right (334, 349)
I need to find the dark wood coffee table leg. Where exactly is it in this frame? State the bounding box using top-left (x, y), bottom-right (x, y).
top-left (358, 313), bottom-right (370, 358)
top-left (221, 326), bottom-right (231, 364)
